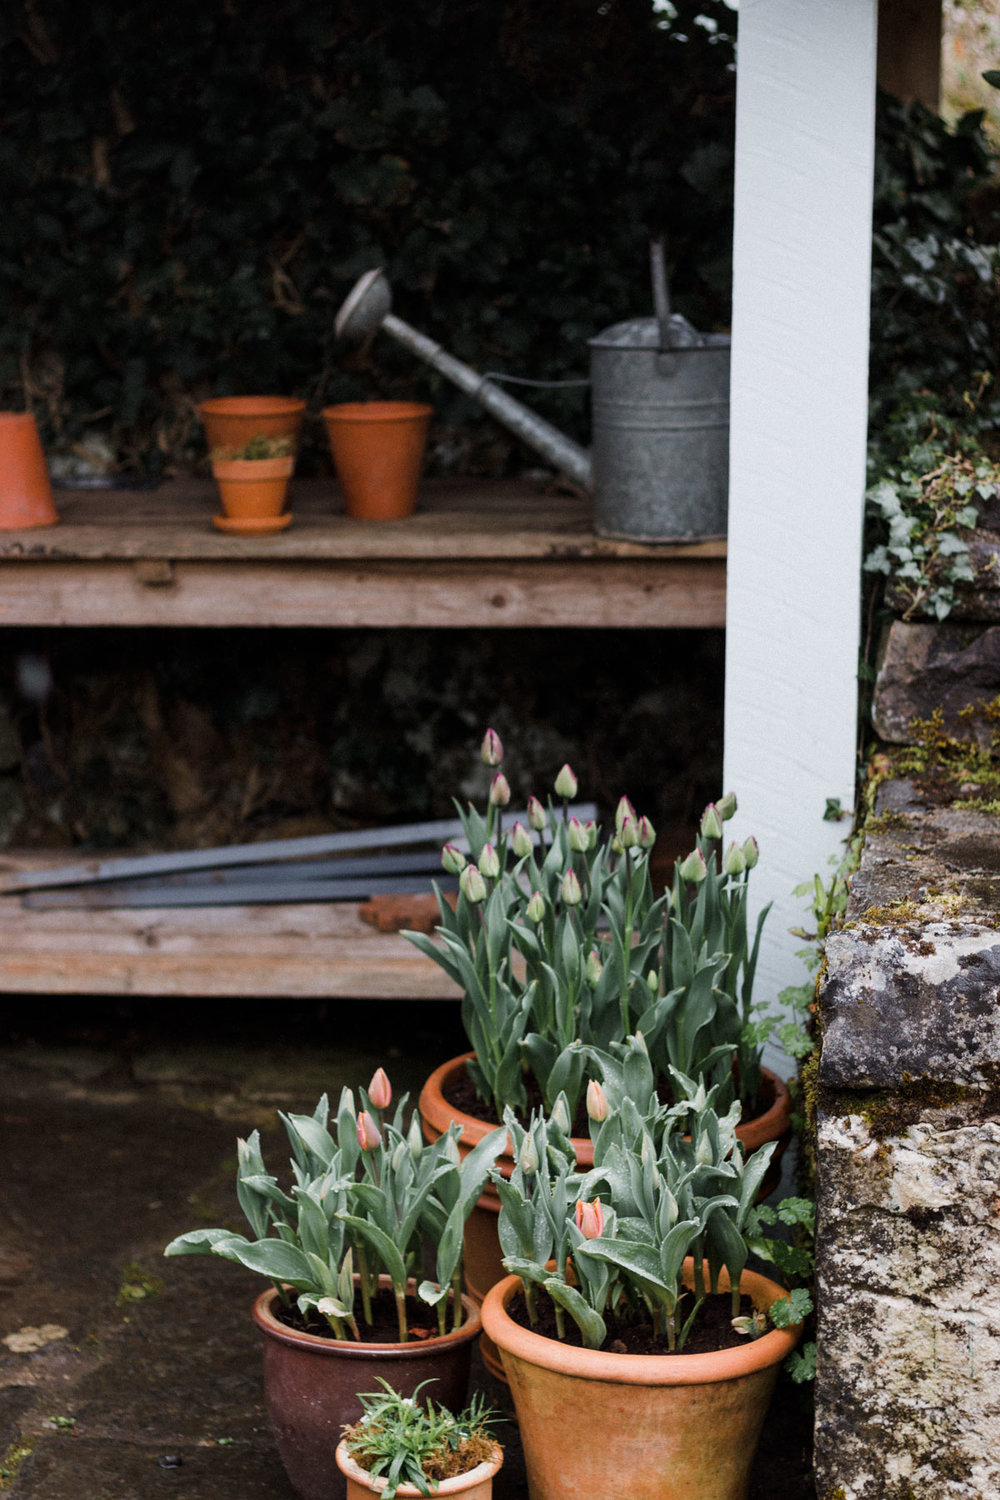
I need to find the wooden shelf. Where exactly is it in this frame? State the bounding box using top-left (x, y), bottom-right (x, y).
top-left (0, 851), bottom-right (458, 1000)
top-left (0, 476), bottom-right (726, 628)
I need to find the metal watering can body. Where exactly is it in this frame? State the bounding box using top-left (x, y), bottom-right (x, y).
top-left (335, 254), bottom-right (729, 543)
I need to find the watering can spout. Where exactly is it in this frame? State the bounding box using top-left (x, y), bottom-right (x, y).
top-left (334, 269), bottom-right (593, 491)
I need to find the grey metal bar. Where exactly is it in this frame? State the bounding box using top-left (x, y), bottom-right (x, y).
top-left (23, 875), bottom-right (461, 910)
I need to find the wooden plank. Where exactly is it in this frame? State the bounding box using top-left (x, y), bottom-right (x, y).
top-left (1, 478), bottom-right (727, 563)
top-left (0, 557), bottom-right (725, 628)
top-left (0, 853), bottom-right (458, 998)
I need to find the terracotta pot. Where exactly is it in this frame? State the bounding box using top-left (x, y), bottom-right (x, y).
top-left (0, 412), bottom-right (58, 530)
top-left (419, 1052), bottom-right (792, 1305)
top-left (335, 1439), bottom-right (503, 1499)
top-left (252, 1278), bottom-right (482, 1500)
top-left (322, 401), bottom-right (432, 520)
top-left (198, 395), bottom-right (305, 453)
top-left (481, 1262), bottom-right (801, 1500)
top-left (210, 455), bottom-right (294, 535)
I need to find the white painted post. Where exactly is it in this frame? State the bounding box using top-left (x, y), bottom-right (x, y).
top-left (723, 0), bottom-right (877, 1071)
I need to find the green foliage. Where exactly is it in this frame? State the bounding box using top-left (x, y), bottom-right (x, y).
top-left (210, 434), bottom-right (295, 462)
top-left (342, 1380), bottom-right (498, 1500)
top-left (0, 0), bottom-right (736, 475)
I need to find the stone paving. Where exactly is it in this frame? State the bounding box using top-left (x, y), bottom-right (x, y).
top-left (0, 997), bottom-right (812, 1498)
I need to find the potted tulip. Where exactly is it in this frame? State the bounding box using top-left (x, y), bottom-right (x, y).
top-left (480, 1040), bottom-right (807, 1500)
top-left (335, 1379), bottom-right (503, 1499)
top-left (164, 1069), bottom-right (505, 1500)
top-left (209, 432), bottom-right (295, 535)
top-left (403, 732), bottom-right (792, 1320)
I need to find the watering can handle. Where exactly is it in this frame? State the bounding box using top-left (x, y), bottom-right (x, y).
top-left (650, 238), bottom-right (673, 353)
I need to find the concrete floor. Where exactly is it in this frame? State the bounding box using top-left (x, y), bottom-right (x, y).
top-left (0, 997), bottom-right (814, 1498)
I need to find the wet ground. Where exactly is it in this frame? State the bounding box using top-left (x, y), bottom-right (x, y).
top-left (0, 997), bottom-right (814, 1497)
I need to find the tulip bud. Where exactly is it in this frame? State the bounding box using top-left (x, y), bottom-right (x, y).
top-left (619, 813), bottom-right (639, 849)
top-left (677, 848), bottom-right (707, 884)
top-left (662, 1186), bottom-right (679, 1228)
top-left (723, 840), bottom-right (746, 876)
top-left (519, 1137), bottom-right (539, 1176)
top-left (586, 1079), bottom-right (609, 1122)
top-left (614, 795), bottom-right (636, 834)
top-left (695, 1131), bottom-right (713, 1166)
top-left (525, 889), bottom-right (546, 924)
top-left (638, 815), bottom-right (656, 849)
top-left (700, 803), bottom-right (724, 840)
top-left (551, 1095), bottom-right (571, 1134)
top-left (567, 816), bottom-right (589, 852)
top-left (489, 771), bottom-right (511, 808)
top-left (368, 1067), bottom-right (392, 1111)
top-left (511, 821), bottom-right (533, 859)
top-left (527, 796), bottom-right (548, 831)
top-left (442, 1131), bottom-right (461, 1166)
top-left (561, 868), bottom-right (583, 906)
top-left (478, 842), bottom-right (501, 880)
top-left (584, 819), bottom-right (599, 850)
top-left (480, 728), bottom-right (504, 767)
top-left (441, 842), bottom-right (466, 875)
top-left (716, 791), bottom-right (738, 822)
top-left (585, 949), bottom-right (603, 986)
top-left (459, 864), bottom-right (487, 904)
top-left (647, 969), bottom-right (658, 995)
top-left (357, 1110), bottom-right (381, 1152)
top-left (391, 1139), bottom-right (408, 1173)
top-left (407, 1113), bottom-right (424, 1157)
top-left (554, 763), bottom-right (578, 799)
top-left (743, 835), bottom-right (760, 869)
top-left (575, 1198), bottom-right (605, 1240)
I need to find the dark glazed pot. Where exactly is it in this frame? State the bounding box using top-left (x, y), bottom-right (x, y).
top-left (252, 1277), bottom-right (482, 1500)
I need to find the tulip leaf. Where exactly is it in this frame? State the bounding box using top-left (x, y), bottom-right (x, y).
top-left (542, 1276), bottom-right (606, 1349)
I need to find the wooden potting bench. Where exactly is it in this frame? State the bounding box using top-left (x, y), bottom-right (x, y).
top-left (0, 475), bottom-right (725, 999)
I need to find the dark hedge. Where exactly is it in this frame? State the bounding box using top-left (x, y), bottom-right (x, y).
top-left (0, 0), bottom-right (737, 476)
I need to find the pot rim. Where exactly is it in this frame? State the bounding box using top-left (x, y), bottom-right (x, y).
top-left (198, 396), bottom-right (306, 416)
top-left (252, 1275), bottom-right (482, 1356)
top-left (480, 1263), bottom-right (801, 1387)
top-left (334, 1438), bottom-right (503, 1495)
top-left (419, 1051), bottom-right (790, 1163)
top-left (322, 401), bottom-right (433, 424)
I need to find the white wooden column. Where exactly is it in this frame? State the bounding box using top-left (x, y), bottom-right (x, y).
top-left (723, 0), bottom-right (877, 1069)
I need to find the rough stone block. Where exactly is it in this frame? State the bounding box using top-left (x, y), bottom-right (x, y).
top-left (872, 621), bottom-right (1000, 744)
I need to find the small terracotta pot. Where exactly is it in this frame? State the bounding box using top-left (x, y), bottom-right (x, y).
top-left (198, 395), bottom-right (305, 454)
top-left (481, 1262), bottom-right (801, 1500)
top-left (211, 455), bottom-right (294, 534)
top-left (335, 1439), bottom-right (503, 1499)
top-left (0, 412), bottom-right (58, 530)
top-left (322, 401), bottom-right (432, 520)
top-left (252, 1278), bottom-right (482, 1500)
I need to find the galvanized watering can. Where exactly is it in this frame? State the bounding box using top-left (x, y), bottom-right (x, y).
top-left (334, 242), bottom-right (730, 543)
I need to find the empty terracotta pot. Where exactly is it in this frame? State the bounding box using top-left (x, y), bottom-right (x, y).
top-left (323, 401), bottom-right (432, 520)
top-left (198, 396), bottom-right (305, 454)
top-left (0, 412), bottom-right (58, 530)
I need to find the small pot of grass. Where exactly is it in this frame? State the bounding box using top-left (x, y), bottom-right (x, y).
top-left (335, 1379), bottom-right (503, 1499)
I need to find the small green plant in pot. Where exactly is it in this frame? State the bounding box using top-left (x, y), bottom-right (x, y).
top-left (208, 431), bottom-right (296, 533)
top-left (480, 1046), bottom-right (807, 1500)
top-left (335, 1380), bottom-right (503, 1499)
top-left (164, 1069), bottom-right (505, 1500)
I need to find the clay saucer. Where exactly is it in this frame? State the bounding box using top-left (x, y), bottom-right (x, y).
top-left (212, 513), bottom-right (292, 536)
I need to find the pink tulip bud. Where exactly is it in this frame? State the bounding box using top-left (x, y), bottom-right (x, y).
top-left (677, 848), bottom-right (707, 884)
top-left (743, 835), bottom-right (760, 869)
top-left (527, 796), bottom-right (548, 831)
top-left (586, 1079), bottom-right (609, 1121)
top-left (567, 816), bottom-right (589, 853)
top-left (489, 771), bottom-right (511, 808)
top-left (554, 763), bottom-right (578, 799)
top-left (357, 1110), bottom-right (381, 1152)
top-left (717, 791), bottom-right (738, 822)
top-left (459, 864), bottom-right (487, 903)
top-left (561, 868), bottom-right (583, 906)
top-left (700, 803), bottom-right (724, 840)
top-left (368, 1067), bottom-right (392, 1111)
top-left (619, 813), bottom-right (639, 849)
top-left (638, 815), bottom-right (656, 850)
top-left (441, 842), bottom-right (466, 875)
top-left (511, 821), bottom-right (533, 859)
top-left (481, 728), bottom-right (504, 767)
top-left (723, 840), bottom-right (746, 876)
top-left (478, 842), bottom-right (501, 880)
top-left (614, 796), bottom-right (636, 834)
top-left (526, 889), bottom-right (546, 924)
top-left (585, 949), bottom-right (603, 986)
top-left (575, 1198), bottom-right (605, 1239)
top-left (584, 819), bottom-right (598, 850)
